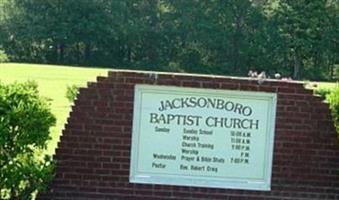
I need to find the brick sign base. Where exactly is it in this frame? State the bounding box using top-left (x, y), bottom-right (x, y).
top-left (39, 70), bottom-right (339, 200)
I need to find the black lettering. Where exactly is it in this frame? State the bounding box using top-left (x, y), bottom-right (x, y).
top-left (243, 106), bottom-right (252, 116)
top-left (233, 118), bottom-right (242, 128)
top-left (158, 114), bottom-right (167, 124)
top-left (166, 114), bottom-right (176, 124)
top-left (241, 119), bottom-right (251, 129)
top-left (251, 119), bottom-right (259, 129)
top-left (150, 113), bottom-right (159, 123)
top-left (164, 100), bottom-right (173, 110)
top-left (185, 115), bottom-right (194, 126)
top-left (197, 97), bottom-right (207, 108)
top-left (225, 101), bottom-right (234, 111)
top-left (172, 98), bottom-right (181, 109)
top-left (234, 103), bottom-right (243, 114)
top-left (181, 97), bottom-right (190, 108)
top-left (188, 97), bottom-right (197, 107)
top-left (158, 101), bottom-right (165, 111)
top-left (194, 116), bottom-right (202, 126)
top-left (157, 97), bottom-right (254, 117)
top-left (216, 99), bottom-right (224, 109)
top-left (207, 98), bottom-right (216, 108)
top-left (205, 116), bottom-right (214, 127)
top-left (224, 118), bottom-right (232, 128)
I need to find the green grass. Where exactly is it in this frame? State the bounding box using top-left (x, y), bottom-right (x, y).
top-left (316, 82), bottom-right (338, 89)
top-left (305, 81), bottom-right (338, 90)
top-left (0, 63), bottom-right (109, 155)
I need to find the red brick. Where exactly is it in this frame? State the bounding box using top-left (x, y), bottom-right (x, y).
top-left (38, 70), bottom-right (339, 200)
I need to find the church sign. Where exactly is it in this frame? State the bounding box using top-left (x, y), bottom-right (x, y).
top-left (130, 85), bottom-right (277, 191)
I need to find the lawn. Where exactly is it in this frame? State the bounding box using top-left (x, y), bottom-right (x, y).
top-left (314, 81), bottom-right (338, 89)
top-left (304, 81), bottom-right (338, 91)
top-left (0, 63), bottom-right (109, 155)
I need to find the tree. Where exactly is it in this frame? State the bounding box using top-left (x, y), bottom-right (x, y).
top-left (0, 0), bottom-right (338, 80)
top-left (273, 0), bottom-right (338, 80)
top-left (0, 81), bottom-right (56, 199)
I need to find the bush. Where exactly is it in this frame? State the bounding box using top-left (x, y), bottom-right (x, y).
top-left (327, 87), bottom-right (339, 137)
top-left (0, 49), bottom-right (9, 63)
top-left (65, 84), bottom-right (80, 103)
top-left (314, 87), bottom-right (333, 100)
top-left (0, 81), bottom-right (56, 199)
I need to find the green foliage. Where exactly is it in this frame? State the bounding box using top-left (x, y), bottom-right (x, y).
top-left (65, 84), bottom-right (79, 103)
top-left (327, 87), bottom-right (339, 137)
top-left (314, 87), bottom-right (333, 100)
top-left (335, 66), bottom-right (339, 80)
top-left (0, 50), bottom-right (9, 63)
top-left (0, 81), bottom-right (56, 199)
top-left (0, 0), bottom-right (338, 80)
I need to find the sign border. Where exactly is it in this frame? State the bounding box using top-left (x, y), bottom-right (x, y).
top-left (130, 84), bottom-right (277, 191)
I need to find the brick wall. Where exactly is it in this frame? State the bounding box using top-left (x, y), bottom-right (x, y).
top-left (39, 70), bottom-right (339, 200)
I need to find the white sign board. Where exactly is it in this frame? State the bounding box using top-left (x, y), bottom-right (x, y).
top-left (130, 85), bottom-right (277, 190)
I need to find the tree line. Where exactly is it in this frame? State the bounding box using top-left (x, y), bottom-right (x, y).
top-left (0, 0), bottom-right (338, 80)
